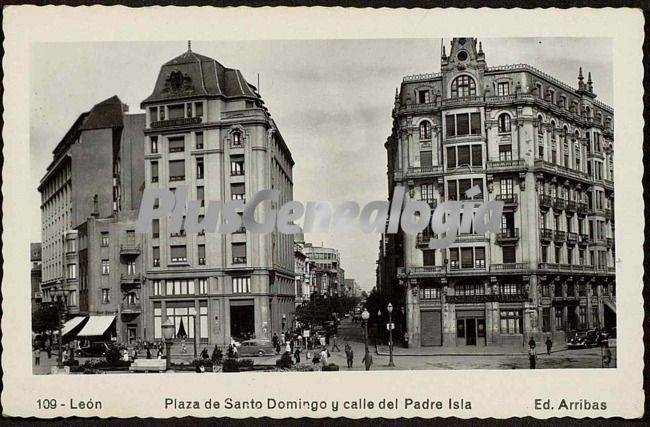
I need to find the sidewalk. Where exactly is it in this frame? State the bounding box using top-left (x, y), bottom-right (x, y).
top-left (375, 343), bottom-right (527, 356)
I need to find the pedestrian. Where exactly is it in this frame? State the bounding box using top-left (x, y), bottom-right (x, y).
top-left (528, 337), bottom-right (536, 349)
top-left (275, 342), bottom-right (281, 355)
top-left (132, 347), bottom-right (138, 361)
top-left (603, 342), bottom-right (612, 368)
top-left (33, 347), bottom-right (41, 366)
top-left (285, 340), bottom-right (291, 354)
top-left (272, 332), bottom-right (279, 349)
top-left (46, 345), bottom-right (52, 359)
top-left (232, 344), bottom-right (239, 359)
top-left (528, 343), bottom-right (537, 369)
top-left (290, 338), bottom-right (295, 353)
top-left (362, 349), bottom-right (373, 371)
top-left (181, 340), bottom-right (187, 354)
top-left (201, 347), bottom-right (209, 360)
top-left (331, 335), bottom-right (340, 352)
top-left (545, 337), bottom-right (553, 355)
top-left (320, 347), bottom-right (329, 368)
top-left (312, 352), bottom-right (321, 370)
top-left (157, 347), bottom-right (163, 360)
top-left (146, 347), bottom-right (152, 359)
top-left (294, 347), bottom-right (301, 364)
top-left (345, 344), bottom-right (354, 368)
top-left (319, 335), bottom-right (326, 347)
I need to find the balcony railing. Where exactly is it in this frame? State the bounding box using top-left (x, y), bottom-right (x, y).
top-left (486, 159), bottom-right (527, 173)
top-left (441, 96), bottom-right (485, 108)
top-left (405, 165), bottom-right (444, 178)
top-left (566, 200), bottom-right (577, 212)
top-left (606, 238), bottom-right (614, 248)
top-left (446, 293), bottom-right (527, 304)
top-left (533, 160), bottom-right (591, 182)
top-left (495, 193), bottom-right (518, 208)
top-left (538, 263), bottom-right (595, 273)
top-left (490, 263), bottom-right (529, 272)
top-left (540, 228), bottom-right (553, 241)
top-left (578, 234), bottom-right (590, 246)
top-left (120, 302), bottom-right (142, 313)
top-left (553, 198), bottom-right (567, 211)
top-left (539, 195), bottom-right (553, 209)
top-left (577, 202), bottom-right (589, 216)
top-left (120, 273), bottom-right (141, 284)
top-left (496, 228), bottom-right (519, 244)
top-left (566, 232), bottom-right (578, 244)
top-left (120, 243), bottom-right (141, 255)
top-left (150, 116), bottom-right (202, 129)
top-left (553, 230), bottom-right (566, 243)
top-left (416, 232), bottom-right (437, 248)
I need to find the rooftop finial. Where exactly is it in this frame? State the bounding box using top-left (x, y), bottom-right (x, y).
top-left (188, 40), bottom-right (192, 52)
top-left (578, 67), bottom-right (584, 81)
top-left (478, 41), bottom-right (484, 54)
top-left (587, 72), bottom-right (593, 92)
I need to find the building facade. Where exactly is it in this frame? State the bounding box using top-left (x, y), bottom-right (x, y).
top-left (380, 38), bottom-right (615, 348)
top-left (140, 47), bottom-right (296, 347)
top-left (303, 243), bottom-right (342, 296)
top-left (38, 96), bottom-right (145, 341)
top-left (31, 243), bottom-right (43, 313)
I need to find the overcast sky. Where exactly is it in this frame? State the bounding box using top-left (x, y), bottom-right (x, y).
top-left (30, 38), bottom-right (612, 290)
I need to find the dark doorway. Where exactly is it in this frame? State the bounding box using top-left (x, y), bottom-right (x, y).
top-left (604, 304), bottom-right (616, 329)
top-left (230, 303), bottom-right (254, 341)
top-left (466, 319), bottom-right (477, 345)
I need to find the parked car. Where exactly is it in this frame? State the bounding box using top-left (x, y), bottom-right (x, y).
top-left (237, 339), bottom-right (275, 357)
top-left (567, 330), bottom-right (607, 349)
top-left (75, 342), bottom-right (111, 357)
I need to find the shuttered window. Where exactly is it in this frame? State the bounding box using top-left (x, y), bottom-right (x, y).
top-left (446, 147), bottom-right (456, 168)
top-left (456, 114), bottom-right (470, 135)
top-left (446, 115), bottom-right (455, 137)
top-left (232, 243), bottom-right (246, 263)
top-left (420, 151), bottom-right (433, 167)
top-left (471, 145), bottom-right (482, 166)
top-left (170, 245), bottom-right (187, 263)
top-left (461, 247), bottom-right (473, 268)
top-left (168, 137), bottom-right (185, 152)
top-left (169, 160), bottom-right (185, 181)
top-left (457, 146), bottom-right (470, 166)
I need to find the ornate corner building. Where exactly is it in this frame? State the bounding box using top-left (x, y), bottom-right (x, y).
top-left (379, 38), bottom-right (615, 348)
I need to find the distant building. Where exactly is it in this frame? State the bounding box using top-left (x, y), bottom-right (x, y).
top-left (303, 243), bottom-right (342, 296)
top-left (379, 38), bottom-right (615, 348)
top-left (30, 243), bottom-right (42, 313)
top-left (344, 278), bottom-right (359, 297)
top-left (294, 239), bottom-right (313, 306)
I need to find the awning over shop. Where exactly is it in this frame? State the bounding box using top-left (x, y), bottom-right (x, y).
top-left (62, 316), bottom-right (88, 336)
top-left (77, 315), bottom-right (116, 337)
top-left (603, 299), bottom-right (616, 313)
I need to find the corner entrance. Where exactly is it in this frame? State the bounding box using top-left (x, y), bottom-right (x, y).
top-left (456, 310), bottom-right (485, 346)
top-left (230, 300), bottom-right (255, 341)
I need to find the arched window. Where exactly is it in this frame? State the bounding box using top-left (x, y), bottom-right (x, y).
top-left (451, 75), bottom-right (476, 98)
top-left (419, 121), bottom-right (432, 140)
top-left (232, 131), bottom-right (242, 147)
top-left (498, 114), bottom-right (511, 133)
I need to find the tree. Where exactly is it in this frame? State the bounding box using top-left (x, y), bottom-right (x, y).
top-left (32, 304), bottom-right (60, 345)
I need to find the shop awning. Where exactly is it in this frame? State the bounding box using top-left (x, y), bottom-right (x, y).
top-left (603, 299), bottom-right (616, 313)
top-left (77, 315), bottom-right (115, 337)
top-left (62, 316), bottom-right (88, 336)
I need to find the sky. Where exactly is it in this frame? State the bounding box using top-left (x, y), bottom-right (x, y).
top-left (30, 38), bottom-right (612, 291)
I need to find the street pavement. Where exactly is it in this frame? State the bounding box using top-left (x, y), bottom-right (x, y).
top-left (33, 317), bottom-right (616, 373)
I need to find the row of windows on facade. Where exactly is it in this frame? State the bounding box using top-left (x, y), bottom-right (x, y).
top-left (150, 156), bottom-right (245, 183)
top-left (150, 242), bottom-right (247, 266)
top-left (150, 277), bottom-right (251, 296)
top-left (419, 281), bottom-right (613, 301)
top-left (539, 213), bottom-right (609, 240)
top-left (153, 303), bottom-right (210, 340)
top-left (149, 131), bottom-right (243, 154)
top-left (149, 102), bottom-right (204, 123)
top-left (537, 117), bottom-right (611, 154)
top-left (150, 213), bottom-right (247, 239)
top-left (40, 165), bottom-right (72, 202)
top-left (418, 244), bottom-right (611, 269)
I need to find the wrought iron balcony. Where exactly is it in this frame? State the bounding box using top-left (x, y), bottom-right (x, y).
top-left (120, 273), bottom-right (141, 286)
top-left (120, 243), bottom-right (141, 255)
top-left (606, 238), bottom-right (614, 248)
top-left (538, 263), bottom-right (595, 273)
top-left (540, 228), bottom-right (553, 241)
top-left (495, 193), bottom-right (518, 210)
top-left (553, 230), bottom-right (566, 243)
top-left (416, 232), bottom-right (437, 248)
top-left (566, 232), bottom-right (578, 244)
top-left (539, 195), bottom-right (553, 209)
top-left (405, 165), bottom-right (444, 178)
top-left (490, 263), bottom-right (529, 272)
top-left (578, 234), bottom-right (590, 246)
top-left (553, 197), bottom-right (567, 211)
top-left (566, 200), bottom-right (578, 212)
top-left (486, 159), bottom-right (527, 173)
top-left (496, 228), bottom-right (519, 244)
top-left (577, 202), bottom-right (589, 216)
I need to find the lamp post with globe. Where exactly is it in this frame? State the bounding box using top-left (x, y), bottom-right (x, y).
top-left (161, 319), bottom-right (174, 371)
top-left (387, 303), bottom-right (395, 367)
top-left (361, 309), bottom-right (370, 353)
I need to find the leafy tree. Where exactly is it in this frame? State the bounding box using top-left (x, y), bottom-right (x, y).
top-left (32, 304), bottom-right (60, 345)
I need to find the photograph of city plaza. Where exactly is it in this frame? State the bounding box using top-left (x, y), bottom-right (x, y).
top-left (31, 37), bottom-right (616, 374)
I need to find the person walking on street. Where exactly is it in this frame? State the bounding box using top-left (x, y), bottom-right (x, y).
top-left (362, 349), bottom-right (373, 371)
top-left (345, 344), bottom-right (354, 368)
top-left (319, 347), bottom-right (329, 368)
top-left (331, 335), bottom-right (340, 352)
top-left (545, 337), bottom-right (553, 355)
top-left (603, 342), bottom-right (612, 368)
top-left (146, 347), bottom-right (152, 359)
top-left (528, 343), bottom-right (537, 369)
top-left (46, 345), bottom-right (52, 359)
top-left (294, 347), bottom-right (301, 364)
top-left (285, 340), bottom-right (291, 354)
top-left (200, 347), bottom-right (209, 360)
top-left (33, 347), bottom-right (41, 366)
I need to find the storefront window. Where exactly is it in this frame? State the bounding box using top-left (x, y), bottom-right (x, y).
top-left (500, 310), bottom-right (522, 334)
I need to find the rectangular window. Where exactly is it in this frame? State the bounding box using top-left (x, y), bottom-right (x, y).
top-left (101, 259), bottom-right (109, 275)
top-left (231, 183), bottom-right (245, 201)
top-left (152, 219), bottom-right (160, 238)
top-left (447, 180), bottom-right (458, 201)
top-left (420, 184), bottom-right (434, 204)
top-left (471, 145), bottom-right (482, 167)
top-left (169, 160), bottom-right (185, 181)
top-left (475, 247), bottom-right (486, 268)
top-left (168, 136), bottom-right (185, 153)
top-left (195, 132), bottom-right (204, 149)
top-left (542, 308), bottom-right (551, 332)
top-left (198, 244), bottom-right (206, 265)
top-left (102, 289), bottom-right (110, 304)
top-left (151, 136), bottom-right (158, 153)
top-left (194, 102), bottom-right (203, 117)
top-left (196, 186), bottom-right (205, 207)
top-left (449, 248), bottom-right (459, 269)
top-left (542, 284), bottom-right (550, 297)
top-left (151, 161), bottom-right (159, 183)
top-left (502, 245), bottom-right (516, 263)
top-left (446, 115), bottom-right (455, 137)
top-left (555, 307), bottom-right (563, 330)
top-left (67, 264), bottom-right (77, 280)
top-left (500, 310), bottom-right (522, 334)
top-left (457, 319), bottom-right (465, 338)
top-left (149, 107), bottom-right (158, 122)
top-left (199, 278), bottom-right (207, 295)
top-left (470, 113), bottom-right (481, 135)
top-left (233, 277), bottom-right (251, 293)
top-left (446, 147), bottom-right (456, 169)
top-left (420, 151), bottom-right (433, 167)
top-left (555, 247), bottom-right (562, 264)
top-left (458, 179), bottom-right (472, 200)
top-left (419, 287), bottom-right (440, 300)
top-left (457, 146), bottom-right (470, 166)
top-left (168, 104), bottom-right (184, 119)
top-left (232, 243), bottom-right (247, 264)
top-left (456, 283), bottom-right (484, 295)
top-left (170, 245), bottom-right (187, 263)
top-left (499, 144), bottom-right (512, 161)
top-left (422, 249), bottom-right (435, 266)
top-left (152, 280), bottom-right (161, 296)
top-left (186, 103), bottom-right (193, 117)
top-left (497, 82), bottom-right (510, 96)
top-left (499, 283), bottom-right (521, 295)
top-left (418, 90), bottom-right (430, 104)
top-left (196, 157), bottom-right (204, 179)
top-left (500, 178), bottom-right (514, 195)
top-left (231, 155), bottom-right (245, 175)
top-left (461, 247), bottom-right (473, 269)
top-left (101, 232), bottom-right (109, 247)
top-left (456, 113), bottom-right (470, 135)
top-left (152, 246), bottom-right (160, 267)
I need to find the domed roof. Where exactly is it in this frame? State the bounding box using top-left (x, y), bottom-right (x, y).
top-left (142, 47), bottom-right (257, 105)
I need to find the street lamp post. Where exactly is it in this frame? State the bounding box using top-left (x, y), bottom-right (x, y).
top-left (387, 303), bottom-right (395, 367)
top-left (161, 319), bottom-right (174, 372)
top-left (361, 309), bottom-right (370, 353)
top-left (377, 310), bottom-right (382, 345)
top-left (50, 285), bottom-right (68, 369)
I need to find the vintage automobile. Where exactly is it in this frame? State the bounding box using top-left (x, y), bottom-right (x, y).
top-left (74, 342), bottom-right (111, 357)
top-left (567, 330), bottom-right (608, 349)
top-left (237, 339), bottom-right (275, 357)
